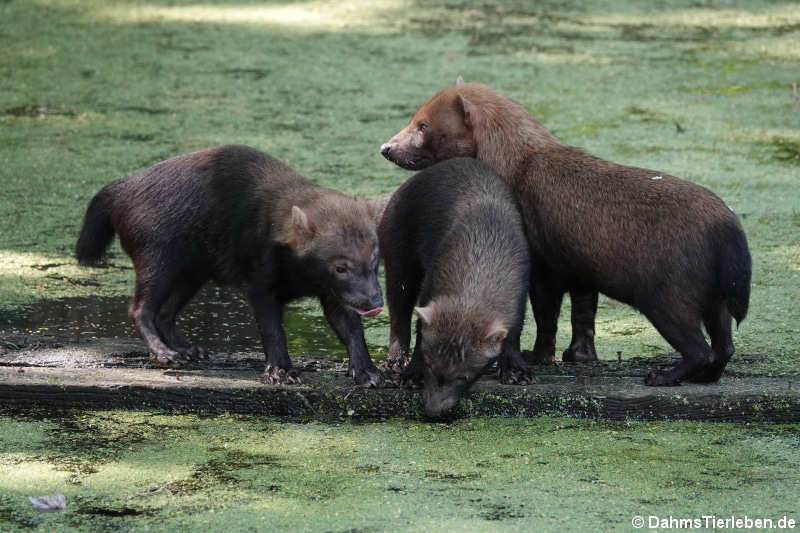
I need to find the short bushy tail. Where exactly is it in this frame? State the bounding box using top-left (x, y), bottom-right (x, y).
top-left (718, 226), bottom-right (752, 325)
top-left (75, 188), bottom-right (116, 266)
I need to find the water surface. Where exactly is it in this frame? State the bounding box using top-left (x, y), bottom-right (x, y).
top-left (1, 286), bottom-right (388, 358)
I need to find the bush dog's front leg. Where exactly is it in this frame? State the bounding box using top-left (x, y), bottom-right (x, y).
top-left (247, 285), bottom-right (300, 384)
top-left (321, 296), bottom-right (383, 388)
top-left (380, 261), bottom-right (423, 374)
top-left (381, 278), bottom-right (419, 378)
top-left (498, 328), bottom-right (535, 385)
top-left (399, 323), bottom-right (425, 389)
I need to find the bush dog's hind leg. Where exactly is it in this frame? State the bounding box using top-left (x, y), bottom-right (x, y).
top-left (156, 277), bottom-right (208, 361)
top-left (247, 284), bottom-right (299, 385)
top-left (563, 289), bottom-right (599, 362)
top-left (129, 267), bottom-right (186, 367)
top-left (525, 275), bottom-right (564, 364)
top-left (321, 296), bottom-right (383, 388)
top-left (644, 309), bottom-right (717, 386)
top-left (689, 303), bottom-right (735, 383)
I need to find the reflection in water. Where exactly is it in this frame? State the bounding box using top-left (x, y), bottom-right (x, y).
top-left (1, 286), bottom-right (388, 358)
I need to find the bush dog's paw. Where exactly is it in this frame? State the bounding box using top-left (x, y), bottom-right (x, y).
top-left (499, 366), bottom-right (536, 386)
top-left (378, 356), bottom-right (408, 375)
top-left (562, 346), bottom-right (598, 363)
top-left (350, 365), bottom-right (384, 388)
top-left (152, 350), bottom-right (189, 368)
top-left (261, 365), bottom-right (302, 385)
top-left (176, 345), bottom-right (209, 363)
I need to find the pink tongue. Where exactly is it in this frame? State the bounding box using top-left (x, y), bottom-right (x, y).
top-left (356, 306), bottom-right (383, 317)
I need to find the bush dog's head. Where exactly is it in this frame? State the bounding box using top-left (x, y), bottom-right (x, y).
top-left (282, 194), bottom-right (383, 317)
top-left (380, 76), bottom-right (561, 175)
top-left (414, 298), bottom-right (508, 418)
top-left (380, 76), bottom-right (477, 171)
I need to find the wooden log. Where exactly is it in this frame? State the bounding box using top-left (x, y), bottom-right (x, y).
top-left (1, 337), bottom-right (798, 422)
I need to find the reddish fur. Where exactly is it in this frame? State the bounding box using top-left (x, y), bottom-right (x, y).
top-left (381, 81), bottom-right (752, 386)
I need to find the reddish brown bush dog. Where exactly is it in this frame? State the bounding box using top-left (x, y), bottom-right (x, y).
top-left (77, 145), bottom-right (384, 386)
top-left (380, 79), bottom-right (751, 386)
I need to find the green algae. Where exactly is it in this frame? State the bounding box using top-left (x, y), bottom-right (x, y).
top-left (0, 411), bottom-right (798, 532)
top-left (2, 0), bottom-right (797, 374)
top-left (768, 136), bottom-right (800, 165)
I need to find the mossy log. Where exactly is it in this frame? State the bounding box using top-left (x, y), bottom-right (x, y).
top-left (1, 337), bottom-right (798, 422)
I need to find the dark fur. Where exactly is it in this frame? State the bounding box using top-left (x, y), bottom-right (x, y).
top-left (380, 80), bottom-right (752, 386)
top-left (379, 158), bottom-right (531, 417)
top-left (76, 145), bottom-right (384, 386)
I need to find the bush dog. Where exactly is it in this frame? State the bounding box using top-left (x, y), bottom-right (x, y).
top-left (379, 158), bottom-right (532, 417)
top-left (380, 79), bottom-right (751, 386)
top-left (76, 145), bottom-right (385, 386)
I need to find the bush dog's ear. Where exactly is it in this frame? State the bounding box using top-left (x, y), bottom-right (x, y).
top-left (414, 302), bottom-right (437, 325)
top-left (291, 205), bottom-right (316, 236)
top-left (458, 95), bottom-right (477, 130)
top-left (455, 75), bottom-right (465, 85)
top-left (483, 318), bottom-right (508, 345)
top-left (365, 195), bottom-right (389, 224)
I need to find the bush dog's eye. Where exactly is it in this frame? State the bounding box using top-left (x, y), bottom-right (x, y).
top-left (335, 265), bottom-right (348, 274)
top-left (419, 123), bottom-right (428, 131)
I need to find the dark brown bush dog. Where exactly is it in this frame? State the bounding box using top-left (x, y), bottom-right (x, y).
top-left (380, 79), bottom-right (751, 386)
top-left (76, 145), bottom-right (384, 386)
top-left (379, 158), bottom-right (531, 416)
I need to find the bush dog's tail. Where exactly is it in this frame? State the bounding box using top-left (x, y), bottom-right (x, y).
top-left (718, 225), bottom-right (752, 326)
top-left (75, 188), bottom-right (116, 266)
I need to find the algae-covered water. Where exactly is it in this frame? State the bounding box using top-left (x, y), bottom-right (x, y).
top-left (1, 411), bottom-right (798, 532)
top-left (1, 0), bottom-right (798, 368)
top-left (2, 286), bottom-right (389, 359)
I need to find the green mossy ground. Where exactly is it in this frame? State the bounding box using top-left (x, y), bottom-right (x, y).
top-left (1, 0), bottom-right (799, 530)
top-left (0, 411), bottom-right (798, 532)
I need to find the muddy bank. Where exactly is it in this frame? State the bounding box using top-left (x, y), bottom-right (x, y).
top-left (1, 336), bottom-right (797, 423)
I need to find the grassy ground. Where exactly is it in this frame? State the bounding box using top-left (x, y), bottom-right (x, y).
top-left (0, 411), bottom-right (798, 532)
top-left (1, 0), bottom-right (799, 530)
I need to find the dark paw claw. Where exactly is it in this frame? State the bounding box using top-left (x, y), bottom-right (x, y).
top-left (379, 357), bottom-right (408, 374)
top-left (260, 365), bottom-right (302, 385)
top-left (500, 367), bottom-right (536, 385)
top-left (351, 366), bottom-right (384, 388)
top-left (176, 345), bottom-right (210, 363)
top-left (152, 351), bottom-right (187, 368)
top-left (378, 357), bottom-right (410, 387)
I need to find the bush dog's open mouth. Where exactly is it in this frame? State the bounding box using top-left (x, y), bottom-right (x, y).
top-left (354, 306), bottom-right (383, 317)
